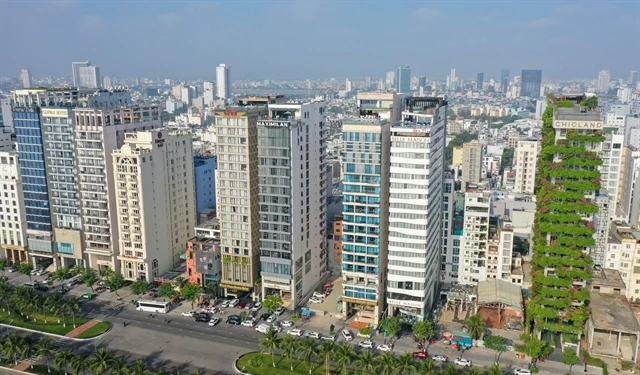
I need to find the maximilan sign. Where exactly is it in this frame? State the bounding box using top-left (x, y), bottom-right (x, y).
top-left (257, 120), bottom-right (290, 128)
top-left (553, 120), bottom-right (603, 129)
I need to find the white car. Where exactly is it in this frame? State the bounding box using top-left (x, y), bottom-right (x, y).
top-left (358, 340), bottom-right (374, 349)
top-left (220, 300), bottom-right (230, 308)
top-left (432, 355), bottom-right (448, 363)
top-left (241, 319), bottom-right (256, 327)
top-left (306, 331), bottom-right (321, 339)
top-left (454, 358), bottom-right (472, 367)
top-left (35, 269), bottom-right (47, 276)
top-left (281, 320), bottom-right (294, 327)
top-left (377, 344), bottom-right (392, 352)
top-left (341, 330), bottom-right (353, 341)
top-left (266, 314), bottom-right (277, 323)
top-left (229, 299), bottom-right (240, 307)
top-left (270, 324), bottom-right (282, 333)
top-left (309, 297), bottom-right (323, 304)
top-left (252, 302), bottom-right (261, 311)
top-left (321, 334), bottom-right (336, 342)
top-left (514, 369), bottom-right (531, 375)
top-left (275, 307), bottom-right (285, 316)
top-left (181, 310), bottom-right (195, 317)
top-left (312, 291), bottom-right (325, 299)
top-left (287, 329), bottom-right (304, 336)
top-left (208, 317), bottom-right (220, 326)
top-left (205, 307), bottom-right (219, 314)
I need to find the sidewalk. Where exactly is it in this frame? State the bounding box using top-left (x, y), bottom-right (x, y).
top-left (65, 320), bottom-right (100, 338)
top-left (13, 362), bottom-right (30, 372)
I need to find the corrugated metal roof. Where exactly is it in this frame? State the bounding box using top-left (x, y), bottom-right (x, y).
top-left (477, 279), bottom-right (523, 311)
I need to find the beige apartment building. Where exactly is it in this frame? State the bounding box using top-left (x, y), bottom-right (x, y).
top-left (112, 129), bottom-right (195, 281)
top-left (214, 107), bottom-right (268, 297)
top-left (0, 151), bottom-right (29, 264)
top-left (514, 139), bottom-right (539, 194)
top-left (461, 141), bottom-right (483, 190)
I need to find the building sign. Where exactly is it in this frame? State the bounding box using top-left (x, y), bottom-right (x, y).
top-left (387, 299), bottom-right (424, 309)
top-left (225, 110), bottom-right (238, 117)
top-left (341, 297), bottom-right (377, 307)
top-left (553, 120), bottom-right (603, 129)
top-left (41, 109), bottom-right (69, 117)
top-left (391, 136), bottom-right (430, 143)
top-left (263, 282), bottom-right (291, 291)
top-left (155, 131), bottom-right (164, 147)
top-left (257, 120), bottom-right (290, 128)
top-left (219, 282), bottom-right (252, 292)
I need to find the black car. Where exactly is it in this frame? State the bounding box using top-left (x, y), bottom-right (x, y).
top-left (194, 313), bottom-right (209, 323)
top-left (260, 312), bottom-right (271, 321)
top-left (226, 315), bottom-right (241, 325)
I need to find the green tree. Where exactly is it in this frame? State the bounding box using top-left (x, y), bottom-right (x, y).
top-left (412, 320), bottom-right (435, 344)
top-left (180, 283), bottom-right (202, 309)
top-left (484, 335), bottom-right (509, 362)
top-left (157, 282), bottom-right (175, 301)
top-left (63, 297), bottom-right (81, 328)
top-left (21, 335), bottom-right (36, 368)
top-left (375, 352), bottom-right (397, 375)
top-left (89, 348), bottom-right (114, 375)
top-left (259, 327), bottom-right (282, 367)
top-left (204, 281), bottom-right (218, 297)
top-left (380, 316), bottom-right (401, 339)
top-left (69, 354), bottom-right (87, 375)
top-left (298, 337), bottom-right (318, 375)
top-left (18, 262), bottom-right (34, 281)
top-left (501, 148), bottom-right (515, 171)
top-left (581, 96), bottom-right (598, 111)
top-left (46, 293), bottom-right (65, 325)
top-left (279, 335), bottom-right (298, 371)
top-left (463, 314), bottom-right (487, 340)
top-left (70, 264), bottom-right (85, 276)
top-left (55, 349), bottom-right (74, 375)
top-left (0, 280), bottom-right (11, 313)
top-left (130, 280), bottom-right (150, 296)
top-left (317, 340), bottom-right (335, 375)
top-left (517, 333), bottom-right (552, 368)
top-left (104, 272), bottom-right (125, 300)
top-left (262, 294), bottom-right (283, 313)
top-left (0, 259), bottom-right (6, 275)
top-left (441, 363), bottom-right (459, 375)
top-left (36, 337), bottom-right (57, 373)
top-left (52, 267), bottom-right (70, 282)
top-left (417, 359), bottom-right (436, 375)
top-left (4, 333), bottom-right (23, 364)
top-left (395, 353), bottom-right (416, 375)
top-left (82, 268), bottom-right (99, 292)
top-left (108, 358), bottom-right (128, 375)
top-left (561, 348), bottom-right (579, 374)
top-left (487, 363), bottom-right (504, 375)
top-left (128, 359), bottom-right (150, 375)
top-left (354, 351), bottom-right (376, 375)
top-left (334, 343), bottom-right (356, 375)
top-left (466, 368), bottom-right (483, 375)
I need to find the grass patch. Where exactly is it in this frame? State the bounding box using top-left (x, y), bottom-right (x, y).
top-left (583, 352), bottom-right (609, 375)
top-left (23, 364), bottom-right (64, 375)
top-left (0, 309), bottom-right (89, 336)
top-left (621, 361), bottom-right (635, 371)
top-left (75, 321), bottom-right (111, 338)
top-left (238, 353), bottom-right (332, 375)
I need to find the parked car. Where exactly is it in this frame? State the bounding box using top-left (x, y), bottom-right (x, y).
top-left (513, 369), bottom-right (531, 375)
top-left (226, 315), bottom-right (241, 325)
top-left (357, 331), bottom-right (372, 338)
top-left (260, 313), bottom-right (271, 321)
top-left (341, 330), bottom-right (353, 341)
top-left (275, 306), bottom-right (285, 316)
top-left (454, 358), bottom-right (472, 367)
top-left (208, 317), bottom-right (221, 326)
top-left (309, 297), bottom-right (323, 304)
top-left (266, 314), bottom-right (277, 323)
top-left (252, 302), bottom-right (262, 311)
top-left (241, 319), bottom-right (256, 327)
top-left (204, 307), bottom-right (219, 314)
top-left (281, 320), bottom-right (294, 327)
top-left (321, 334), bottom-right (336, 342)
top-left (312, 291), bottom-right (325, 299)
top-left (7, 268), bottom-right (16, 273)
top-left (270, 324), bottom-right (282, 333)
top-left (237, 301), bottom-right (246, 309)
top-left (244, 302), bottom-right (254, 310)
top-left (412, 352), bottom-right (428, 360)
top-left (377, 344), bottom-right (392, 352)
top-left (195, 315), bottom-right (209, 323)
top-left (181, 310), bottom-right (195, 317)
top-left (229, 299), bottom-right (240, 307)
top-left (220, 300), bottom-right (230, 308)
top-left (358, 341), bottom-right (374, 349)
top-left (81, 293), bottom-right (95, 300)
top-left (287, 329), bottom-right (304, 337)
top-left (432, 355), bottom-right (448, 363)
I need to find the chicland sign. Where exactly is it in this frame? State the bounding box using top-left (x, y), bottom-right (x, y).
top-left (553, 120), bottom-right (603, 129)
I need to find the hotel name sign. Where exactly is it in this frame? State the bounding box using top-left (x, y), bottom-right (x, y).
top-left (553, 120), bottom-right (603, 129)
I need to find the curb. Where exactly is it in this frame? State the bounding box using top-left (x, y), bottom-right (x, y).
top-left (0, 365), bottom-right (31, 374)
top-left (0, 320), bottom-right (112, 341)
top-left (233, 355), bottom-right (252, 375)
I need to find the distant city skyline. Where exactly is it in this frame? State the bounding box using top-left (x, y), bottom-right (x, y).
top-left (1, 1), bottom-right (638, 80)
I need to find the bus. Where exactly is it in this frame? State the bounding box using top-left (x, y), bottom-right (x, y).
top-left (136, 300), bottom-right (171, 313)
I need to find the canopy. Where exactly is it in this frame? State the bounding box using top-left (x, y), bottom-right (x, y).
top-left (301, 309), bottom-right (312, 316)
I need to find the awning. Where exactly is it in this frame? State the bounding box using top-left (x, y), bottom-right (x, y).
top-left (179, 253), bottom-right (186, 260)
top-left (302, 309), bottom-right (312, 316)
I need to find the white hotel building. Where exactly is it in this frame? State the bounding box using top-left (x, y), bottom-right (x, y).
top-left (386, 97), bottom-right (447, 321)
top-left (0, 151), bottom-right (29, 264)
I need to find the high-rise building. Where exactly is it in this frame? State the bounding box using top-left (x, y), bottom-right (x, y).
top-left (418, 76), bottom-right (427, 88)
top-left (501, 68), bottom-right (510, 93)
top-left (514, 139), bottom-right (539, 194)
top-left (341, 117), bottom-right (390, 326)
top-left (597, 70), bottom-right (611, 93)
top-left (385, 71), bottom-right (395, 88)
top-left (21, 69), bottom-right (32, 88)
top-left (365, 76), bottom-right (371, 88)
top-left (476, 73), bottom-right (483, 90)
top-left (386, 97), bottom-right (447, 321)
top-left (203, 81), bottom-right (215, 107)
top-left (112, 129), bottom-right (195, 281)
top-left (630, 71), bottom-right (638, 89)
top-left (440, 174), bottom-right (461, 284)
top-left (103, 76), bottom-right (112, 90)
top-left (72, 62), bottom-right (90, 87)
top-left (257, 101), bottom-right (327, 307)
top-left (520, 70), bottom-right (542, 98)
top-left (618, 146), bottom-right (640, 226)
top-left (458, 191), bottom-right (491, 284)
top-left (194, 155), bottom-right (216, 216)
top-left (396, 66), bottom-right (411, 94)
top-left (530, 94), bottom-right (604, 336)
top-left (215, 106), bottom-right (268, 297)
top-left (345, 78), bottom-right (352, 92)
top-left (450, 68), bottom-right (456, 84)
top-left (461, 141), bottom-right (483, 189)
top-left (216, 64), bottom-right (230, 100)
top-left (0, 151), bottom-right (29, 264)
top-left (356, 92), bottom-right (405, 123)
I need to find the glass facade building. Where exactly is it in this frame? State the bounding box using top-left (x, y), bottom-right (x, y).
top-left (396, 66), bottom-right (411, 94)
top-left (521, 69), bottom-right (542, 98)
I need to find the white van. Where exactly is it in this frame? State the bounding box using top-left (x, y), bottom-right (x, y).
top-left (256, 324), bottom-right (271, 334)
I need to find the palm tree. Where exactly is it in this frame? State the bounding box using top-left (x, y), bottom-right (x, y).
top-left (259, 328), bottom-right (282, 367)
top-left (190, 370), bottom-right (203, 375)
top-left (64, 297), bottom-right (81, 328)
top-left (89, 348), bottom-right (114, 375)
top-left (317, 340), bottom-right (335, 375)
top-left (36, 337), bottom-right (58, 373)
top-left (4, 333), bottom-right (23, 365)
top-left (297, 337), bottom-right (318, 375)
top-left (21, 335), bottom-right (36, 367)
top-left (441, 363), bottom-right (460, 375)
top-left (334, 343), bottom-right (356, 375)
top-left (395, 353), bottom-right (416, 375)
top-left (108, 358), bottom-right (128, 375)
top-left (486, 363), bottom-right (504, 375)
top-left (46, 293), bottom-right (65, 325)
top-left (354, 351), bottom-right (376, 375)
top-left (0, 280), bottom-right (12, 313)
top-left (463, 314), bottom-right (487, 340)
top-left (376, 352), bottom-right (397, 375)
top-left (417, 359), bottom-right (436, 375)
top-left (129, 359), bottom-right (150, 375)
top-left (279, 335), bottom-right (298, 371)
top-left (466, 368), bottom-right (483, 375)
top-left (69, 354), bottom-right (87, 375)
top-left (55, 349), bottom-right (74, 375)
top-left (154, 370), bottom-right (171, 375)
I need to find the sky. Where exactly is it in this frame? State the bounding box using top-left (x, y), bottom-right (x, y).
top-left (1, 0), bottom-right (639, 81)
